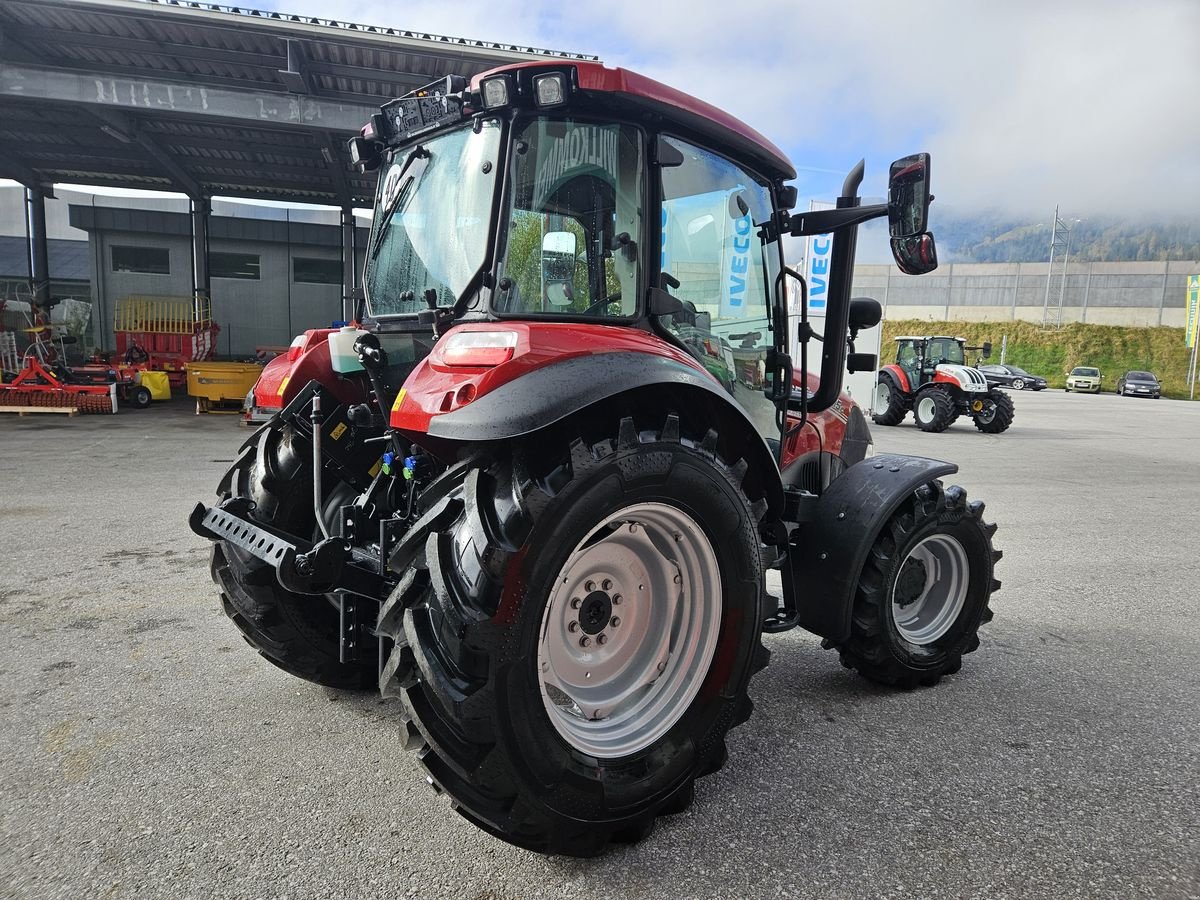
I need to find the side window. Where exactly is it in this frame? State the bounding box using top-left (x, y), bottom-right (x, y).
top-left (659, 137), bottom-right (776, 404)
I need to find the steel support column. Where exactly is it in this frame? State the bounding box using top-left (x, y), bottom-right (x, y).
top-left (191, 197), bottom-right (211, 316)
top-left (341, 207), bottom-right (356, 322)
top-left (27, 187), bottom-right (51, 311)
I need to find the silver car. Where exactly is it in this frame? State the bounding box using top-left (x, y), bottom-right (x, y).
top-left (1065, 366), bottom-right (1102, 393)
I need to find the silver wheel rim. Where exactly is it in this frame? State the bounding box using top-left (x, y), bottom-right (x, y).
top-left (891, 534), bottom-right (969, 644)
top-left (874, 381), bottom-right (891, 411)
top-left (917, 395), bottom-right (937, 422)
top-left (1012, 379), bottom-right (1023, 390)
top-left (976, 404), bottom-right (995, 424)
top-left (536, 501), bottom-right (722, 759)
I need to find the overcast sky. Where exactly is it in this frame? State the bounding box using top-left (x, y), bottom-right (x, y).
top-left (264, 0), bottom-right (1199, 224)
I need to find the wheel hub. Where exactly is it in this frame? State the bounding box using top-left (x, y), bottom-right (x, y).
top-left (895, 558), bottom-right (928, 607)
top-left (578, 591), bottom-right (613, 635)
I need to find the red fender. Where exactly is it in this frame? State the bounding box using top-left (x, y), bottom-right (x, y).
top-left (880, 364), bottom-right (910, 393)
top-left (253, 328), bottom-right (367, 410)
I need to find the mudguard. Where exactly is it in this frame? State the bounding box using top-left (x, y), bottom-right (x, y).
top-left (878, 364), bottom-right (909, 393)
top-left (427, 351), bottom-right (783, 517)
top-left (784, 453), bottom-right (957, 642)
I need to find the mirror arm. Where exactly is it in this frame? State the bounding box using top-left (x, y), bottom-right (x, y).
top-left (787, 202), bottom-right (887, 237)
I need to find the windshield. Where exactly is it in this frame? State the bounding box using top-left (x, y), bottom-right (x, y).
top-left (926, 339), bottom-right (965, 365)
top-left (1009, 366), bottom-right (1031, 376)
top-left (1127, 371), bottom-right (1155, 381)
top-left (1072, 367), bottom-right (1099, 376)
top-left (365, 120), bottom-right (501, 316)
top-left (494, 118), bottom-right (643, 317)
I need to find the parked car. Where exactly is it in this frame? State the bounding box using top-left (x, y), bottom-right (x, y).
top-left (1065, 366), bottom-right (1103, 393)
top-left (1117, 370), bottom-right (1162, 398)
top-left (978, 364), bottom-right (1047, 391)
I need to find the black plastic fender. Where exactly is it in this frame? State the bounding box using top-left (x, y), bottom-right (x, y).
top-left (427, 351), bottom-right (784, 516)
top-left (784, 453), bottom-right (957, 642)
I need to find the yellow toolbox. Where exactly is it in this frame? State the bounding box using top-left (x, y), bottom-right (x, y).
top-left (186, 361), bottom-right (263, 414)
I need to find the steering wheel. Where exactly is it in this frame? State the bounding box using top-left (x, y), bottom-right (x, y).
top-left (581, 292), bottom-right (621, 315)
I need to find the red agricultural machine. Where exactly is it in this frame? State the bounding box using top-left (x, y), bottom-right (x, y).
top-left (0, 326), bottom-right (117, 414)
top-left (191, 61), bottom-right (1001, 855)
top-left (113, 295), bottom-right (219, 389)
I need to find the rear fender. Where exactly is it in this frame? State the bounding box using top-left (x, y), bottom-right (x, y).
top-left (783, 453), bottom-right (957, 642)
top-left (404, 349), bottom-right (784, 523)
top-left (880, 364), bottom-right (909, 393)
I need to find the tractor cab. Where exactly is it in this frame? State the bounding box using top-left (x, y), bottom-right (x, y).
top-left (893, 335), bottom-right (968, 389)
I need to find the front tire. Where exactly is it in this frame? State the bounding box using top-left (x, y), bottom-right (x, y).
top-left (973, 389), bottom-right (1014, 433)
top-left (832, 482), bottom-right (998, 688)
top-left (913, 386), bottom-right (955, 433)
top-left (132, 385), bottom-right (152, 408)
top-left (389, 413), bottom-right (768, 856)
top-left (872, 375), bottom-right (908, 426)
top-left (1010, 378), bottom-right (1024, 391)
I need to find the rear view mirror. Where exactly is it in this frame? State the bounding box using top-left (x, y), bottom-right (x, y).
top-left (888, 153), bottom-right (932, 238)
top-left (542, 231), bottom-right (577, 307)
top-left (849, 297), bottom-right (882, 332)
top-left (891, 232), bottom-right (939, 275)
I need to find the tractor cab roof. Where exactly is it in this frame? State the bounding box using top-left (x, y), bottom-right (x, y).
top-left (471, 60), bottom-right (797, 181)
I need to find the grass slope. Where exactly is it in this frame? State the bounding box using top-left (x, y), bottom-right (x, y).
top-left (880, 320), bottom-right (1198, 399)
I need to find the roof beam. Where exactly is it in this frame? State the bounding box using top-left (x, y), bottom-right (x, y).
top-left (0, 146), bottom-right (40, 186)
top-left (80, 106), bottom-right (204, 199)
top-left (0, 22), bottom-right (43, 66)
top-left (0, 63), bottom-right (379, 133)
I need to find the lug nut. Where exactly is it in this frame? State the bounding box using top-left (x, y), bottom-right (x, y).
top-left (673, 573), bottom-right (682, 584)
top-left (579, 636), bottom-right (591, 648)
top-left (570, 597), bottom-right (582, 609)
top-left (602, 579), bottom-right (613, 591)
top-left (596, 634), bottom-right (608, 645)
top-left (585, 580), bottom-right (595, 592)
top-left (568, 621), bottom-right (580, 633)
top-left (612, 594), bottom-right (622, 605)
top-left (610, 617), bottom-right (621, 628)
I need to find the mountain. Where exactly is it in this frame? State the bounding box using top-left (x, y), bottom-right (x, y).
top-left (929, 210), bottom-right (1200, 263)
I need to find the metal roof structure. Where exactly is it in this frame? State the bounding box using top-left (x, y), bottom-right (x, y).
top-left (0, 0), bottom-right (597, 206)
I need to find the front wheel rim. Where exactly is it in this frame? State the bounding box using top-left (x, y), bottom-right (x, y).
top-left (537, 501), bottom-right (722, 759)
top-left (917, 396), bottom-right (937, 422)
top-left (891, 534), bottom-right (969, 645)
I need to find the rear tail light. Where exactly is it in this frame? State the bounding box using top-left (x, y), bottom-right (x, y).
top-left (440, 330), bottom-right (519, 367)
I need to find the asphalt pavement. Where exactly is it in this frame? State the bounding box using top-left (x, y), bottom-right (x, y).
top-left (1, 388), bottom-right (1197, 899)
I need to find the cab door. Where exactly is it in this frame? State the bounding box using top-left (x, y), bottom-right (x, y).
top-left (656, 136), bottom-right (781, 439)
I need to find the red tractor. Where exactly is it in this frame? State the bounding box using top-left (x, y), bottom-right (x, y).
top-left (873, 335), bottom-right (1014, 433)
top-left (191, 62), bottom-right (1001, 856)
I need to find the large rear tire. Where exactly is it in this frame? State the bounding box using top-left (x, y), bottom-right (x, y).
top-left (209, 420), bottom-right (375, 690)
top-left (831, 482), bottom-right (999, 688)
top-left (913, 386), bottom-right (955, 433)
top-left (385, 413), bottom-right (768, 856)
top-left (973, 389), bottom-right (1015, 434)
top-left (871, 375), bottom-right (908, 426)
